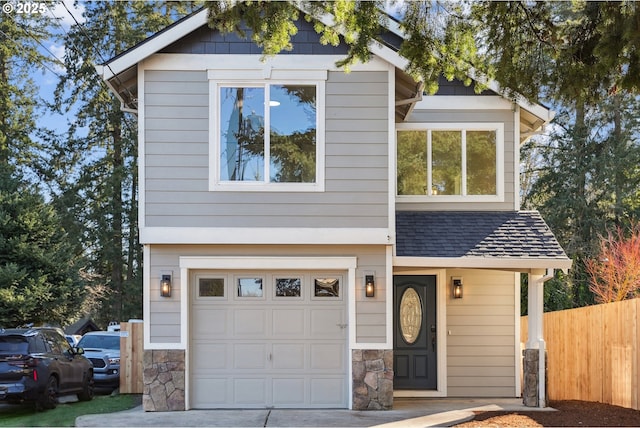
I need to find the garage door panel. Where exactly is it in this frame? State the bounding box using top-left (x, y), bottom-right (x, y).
top-left (233, 344), bottom-right (268, 369)
top-left (310, 343), bottom-right (346, 370)
top-left (310, 378), bottom-right (346, 406)
top-left (192, 342), bottom-right (228, 370)
top-left (272, 309), bottom-right (305, 337)
top-left (191, 378), bottom-right (229, 407)
top-left (272, 378), bottom-right (306, 406)
top-left (272, 343), bottom-right (305, 370)
top-left (234, 309), bottom-right (268, 336)
top-left (193, 308), bottom-right (227, 336)
top-left (310, 308), bottom-right (345, 338)
top-left (234, 378), bottom-right (267, 405)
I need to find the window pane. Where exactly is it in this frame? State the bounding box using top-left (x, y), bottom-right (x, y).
top-left (199, 278), bottom-right (225, 297)
top-left (432, 131), bottom-right (462, 195)
top-left (275, 278), bottom-right (301, 297)
top-left (220, 87), bottom-right (265, 181)
top-left (397, 131), bottom-right (428, 195)
top-left (238, 278), bottom-right (263, 297)
top-left (467, 131), bottom-right (497, 195)
top-left (314, 278), bottom-right (339, 297)
top-left (270, 85), bottom-right (316, 183)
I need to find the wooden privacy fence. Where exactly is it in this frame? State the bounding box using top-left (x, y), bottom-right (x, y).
top-left (521, 298), bottom-right (639, 410)
top-left (119, 321), bottom-right (144, 394)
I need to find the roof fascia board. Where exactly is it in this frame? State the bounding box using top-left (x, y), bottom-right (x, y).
top-left (393, 256), bottom-right (573, 271)
top-left (102, 8), bottom-right (208, 79)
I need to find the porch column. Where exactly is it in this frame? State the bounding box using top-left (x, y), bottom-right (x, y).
top-left (523, 269), bottom-right (550, 408)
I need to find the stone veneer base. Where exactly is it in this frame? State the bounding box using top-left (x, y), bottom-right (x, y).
top-left (143, 349), bottom-right (186, 411)
top-left (352, 349), bottom-right (394, 410)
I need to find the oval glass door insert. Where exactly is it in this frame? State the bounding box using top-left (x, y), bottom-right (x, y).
top-left (399, 287), bottom-right (422, 344)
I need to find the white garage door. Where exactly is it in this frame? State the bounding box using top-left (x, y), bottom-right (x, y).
top-left (190, 271), bottom-right (348, 409)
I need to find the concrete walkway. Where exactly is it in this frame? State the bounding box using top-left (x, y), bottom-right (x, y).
top-left (76, 398), bottom-right (555, 427)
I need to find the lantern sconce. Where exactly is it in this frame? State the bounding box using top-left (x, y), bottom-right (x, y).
top-left (452, 277), bottom-right (463, 299)
top-left (160, 274), bottom-right (172, 298)
top-left (365, 274), bottom-right (375, 298)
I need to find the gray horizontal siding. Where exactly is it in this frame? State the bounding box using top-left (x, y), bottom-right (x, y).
top-left (446, 269), bottom-right (517, 397)
top-left (143, 69), bottom-right (389, 229)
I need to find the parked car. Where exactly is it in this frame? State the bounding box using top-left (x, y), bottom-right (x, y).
top-left (76, 331), bottom-right (120, 389)
top-left (65, 334), bottom-right (81, 347)
top-left (0, 327), bottom-right (93, 410)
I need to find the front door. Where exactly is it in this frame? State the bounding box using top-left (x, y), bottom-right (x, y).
top-left (393, 275), bottom-right (437, 390)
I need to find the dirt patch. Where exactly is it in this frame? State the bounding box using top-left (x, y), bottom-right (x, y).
top-left (454, 400), bottom-right (640, 427)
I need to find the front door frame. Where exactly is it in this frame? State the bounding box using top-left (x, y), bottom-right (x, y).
top-left (392, 269), bottom-right (447, 398)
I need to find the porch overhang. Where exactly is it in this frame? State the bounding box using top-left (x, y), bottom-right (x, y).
top-left (395, 210), bottom-right (573, 272)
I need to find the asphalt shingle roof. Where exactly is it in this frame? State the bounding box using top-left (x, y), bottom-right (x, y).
top-left (396, 211), bottom-right (568, 259)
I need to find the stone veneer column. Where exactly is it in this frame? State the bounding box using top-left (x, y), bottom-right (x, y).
top-left (352, 349), bottom-right (393, 410)
top-left (143, 350), bottom-right (186, 411)
top-left (522, 348), bottom-right (547, 407)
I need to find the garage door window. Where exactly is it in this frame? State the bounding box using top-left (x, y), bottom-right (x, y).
top-left (275, 277), bottom-right (302, 298)
top-left (198, 277), bottom-right (225, 298)
top-left (313, 277), bottom-right (340, 299)
top-left (237, 277), bottom-right (264, 298)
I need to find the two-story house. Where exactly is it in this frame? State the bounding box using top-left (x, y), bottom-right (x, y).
top-left (97, 8), bottom-right (571, 411)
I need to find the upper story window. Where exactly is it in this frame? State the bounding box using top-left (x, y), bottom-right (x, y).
top-left (396, 123), bottom-right (504, 201)
top-left (209, 69), bottom-right (326, 192)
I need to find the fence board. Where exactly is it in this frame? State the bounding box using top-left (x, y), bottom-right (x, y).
top-left (521, 298), bottom-right (639, 410)
top-left (119, 322), bottom-right (144, 394)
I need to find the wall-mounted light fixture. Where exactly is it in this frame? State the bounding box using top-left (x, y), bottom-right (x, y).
top-left (365, 274), bottom-right (375, 298)
top-left (452, 277), bottom-right (463, 299)
top-left (160, 274), bottom-right (172, 297)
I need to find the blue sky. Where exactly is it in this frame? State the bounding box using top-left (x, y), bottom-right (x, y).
top-left (12, 0), bottom-right (87, 135)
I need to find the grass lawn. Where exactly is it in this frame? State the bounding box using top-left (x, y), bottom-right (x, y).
top-left (0, 393), bottom-right (141, 427)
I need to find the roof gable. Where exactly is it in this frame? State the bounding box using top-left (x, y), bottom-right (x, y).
top-left (96, 6), bottom-right (553, 135)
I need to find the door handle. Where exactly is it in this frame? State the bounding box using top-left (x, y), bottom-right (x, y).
top-left (431, 324), bottom-right (436, 352)
top-left (336, 323), bottom-right (347, 329)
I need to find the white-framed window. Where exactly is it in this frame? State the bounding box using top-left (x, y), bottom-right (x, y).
top-left (209, 70), bottom-right (326, 192)
top-left (396, 123), bottom-right (504, 202)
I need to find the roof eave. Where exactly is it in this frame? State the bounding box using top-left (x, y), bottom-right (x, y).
top-left (393, 256), bottom-right (573, 272)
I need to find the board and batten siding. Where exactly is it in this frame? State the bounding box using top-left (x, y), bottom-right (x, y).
top-left (446, 269), bottom-right (518, 397)
top-left (148, 244), bottom-right (389, 345)
top-left (143, 69), bottom-right (389, 229)
top-left (399, 109), bottom-right (516, 211)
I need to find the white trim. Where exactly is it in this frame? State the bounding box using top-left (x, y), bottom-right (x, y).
top-left (394, 256), bottom-right (573, 271)
top-left (143, 245), bottom-right (151, 349)
top-left (102, 9), bottom-right (209, 77)
top-left (388, 62), bottom-right (397, 245)
top-left (138, 66), bottom-right (146, 230)
top-left (514, 271), bottom-right (522, 397)
top-left (179, 256), bottom-right (357, 270)
top-left (396, 122), bottom-right (505, 202)
top-left (207, 69), bottom-right (328, 81)
top-left (414, 95), bottom-right (513, 111)
top-left (140, 227), bottom-right (391, 245)
top-left (514, 105), bottom-right (521, 210)
top-left (142, 53), bottom-right (389, 72)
